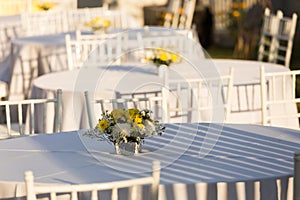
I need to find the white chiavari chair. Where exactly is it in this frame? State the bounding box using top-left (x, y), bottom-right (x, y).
top-left (0, 21), bottom-right (21, 62)
top-left (65, 32), bottom-right (127, 70)
top-left (137, 30), bottom-right (205, 62)
top-left (0, 89), bottom-right (62, 138)
top-left (24, 161), bottom-right (160, 200)
top-left (84, 91), bottom-right (167, 129)
top-left (21, 10), bottom-right (69, 36)
top-left (163, 0), bottom-right (181, 28)
top-left (163, 0), bottom-right (196, 29)
top-left (67, 7), bottom-right (107, 31)
top-left (258, 8), bottom-right (298, 68)
top-left (163, 67), bottom-right (234, 123)
top-left (179, 0), bottom-right (197, 29)
top-left (0, 0), bottom-right (32, 15)
top-left (260, 66), bottom-right (300, 129)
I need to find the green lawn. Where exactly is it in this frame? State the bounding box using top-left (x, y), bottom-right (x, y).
top-left (205, 46), bottom-right (234, 59)
top-left (205, 44), bottom-right (300, 70)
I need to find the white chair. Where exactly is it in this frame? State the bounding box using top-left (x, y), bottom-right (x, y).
top-left (258, 8), bottom-right (298, 68)
top-left (67, 7), bottom-right (107, 31)
top-left (137, 31), bottom-right (205, 62)
top-left (0, 0), bottom-right (32, 15)
top-left (24, 161), bottom-right (160, 200)
top-left (0, 21), bottom-right (21, 62)
top-left (65, 32), bottom-right (127, 70)
top-left (163, 0), bottom-right (181, 28)
top-left (21, 10), bottom-right (69, 36)
top-left (163, 0), bottom-right (196, 29)
top-left (260, 66), bottom-right (300, 129)
top-left (163, 67), bottom-right (234, 123)
top-left (84, 91), bottom-right (167, 129)
top-left (0, 89), bottom-right (62, 138)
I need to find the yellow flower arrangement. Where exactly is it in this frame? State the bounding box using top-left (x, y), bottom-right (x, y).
top-left (83, 109), bottom-right (165, 145)
top-left (84, 17), bottom-right (111, 32)
top-left (145, 48), bottom-right (180, 67)
top-left (35, 2), bottom-right (56, 11)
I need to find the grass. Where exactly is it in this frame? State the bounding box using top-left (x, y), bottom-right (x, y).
top-left (205, 46), bottom-right (234, 59)
top-left (205, 43), bottom-right (300, 69)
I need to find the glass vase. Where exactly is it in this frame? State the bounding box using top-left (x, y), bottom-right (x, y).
top-left (114, 142), bottom-right (141, 156)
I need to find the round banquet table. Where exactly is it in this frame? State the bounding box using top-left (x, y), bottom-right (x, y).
top-left (30, 58), bottom-right (296, 133)
top-left (0, 123), bottom-right (298, 200)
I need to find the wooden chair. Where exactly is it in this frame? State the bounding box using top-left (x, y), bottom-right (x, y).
top-left (0, 89), bottom-right (62, 138)
top-left (258, 8), bottom-right (298, 67)
top-left (24, 161), bottom-right (161, 200)
top-left (162, 67), bottom-right (234, 123)
top-left (260, 66), bottom-right (300, 129)
top-left (84, 91), bottom-right (167, 129)
top-left (65, 32), bottom-right (127, 70)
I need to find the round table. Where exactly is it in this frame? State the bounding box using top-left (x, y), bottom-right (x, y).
top-left (31, 59), bottom-right (294, 132)
top-left (0, 123), bottom-right (298, 200)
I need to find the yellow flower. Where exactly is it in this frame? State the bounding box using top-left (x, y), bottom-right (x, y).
top-left (159, 53), bottom-right (169, 62)
top-left (134, 116), bottom-right (142, 124)
top-left (170, 53), bottom-right (178, 62)
top-left (111, 109), bottom-right (130, 123)
top-left (128, 108), bottom-right (139, 119)
top-left (232, 10), bottom-right (240, 18)
top-left (103, 19), bottom-right (111, 27)
top-left (97, 119), bottom-right (109, 131)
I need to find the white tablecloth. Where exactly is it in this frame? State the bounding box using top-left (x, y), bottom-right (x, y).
top-left (7, 32), bottom-right (76, 100)
top-left (0, 123), bottom-right (298, 200)
top-left (31, 59), bottom-right (295, 132)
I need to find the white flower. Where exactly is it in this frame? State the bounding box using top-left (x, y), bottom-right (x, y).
top-left (112, 123), bottom-right (131, 136)
top-left (143, 119), bottom-right (156, 136)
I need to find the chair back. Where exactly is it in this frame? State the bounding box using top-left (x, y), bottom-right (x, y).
top-left (163, 0), bottom-right (196, 29)
top-left (260, 66), bottom-right (300, 129)
top-left (24, 161), bottom-right (160, 200)
top-left (0, 89), bottom-right (62, 137)
top-left (258, 8), bottom-right (298, 67)
top-left (0, 0), bottom-right (31, 15)
top-left (137, 31), bottom-right (204, 62)
top-left (65, 32), bottom-right (126, 70)
top-left (67, 7), bottom-right (107, 31)
top-left (163, 67), bottom-right (234, 123)
top-left (84, 91), bottom-right (167, 129)
top-left (21, 11), bottom-right (69, 36)
top-left (0, 21), bottom-right (22, 62)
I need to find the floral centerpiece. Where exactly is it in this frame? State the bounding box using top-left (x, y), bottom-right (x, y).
top-left (84, 17), bottom-right (111, 33)
top-left (83, 108), bottom-right (165, 155)
top-left (145, 48), bottom-right (180, 67)
top-left (35, 2), bottom-right (56, 11)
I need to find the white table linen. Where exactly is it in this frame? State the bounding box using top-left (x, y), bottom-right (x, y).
top-left (7, 32), bottom-right (77, 100)
top-left (30, 59), bottom-right (294, 132)
top-left (0, 123), bottom-right (298, 200)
